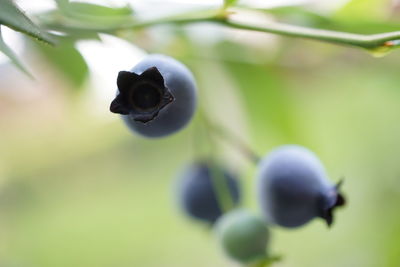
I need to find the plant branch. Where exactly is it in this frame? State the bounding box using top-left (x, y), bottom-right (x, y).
top-left (42, 8), bottom-right (400, 51)
top-left (40, 9), bottom-right (223, 33)
top-left (217, 18), bottom-right (400, 49)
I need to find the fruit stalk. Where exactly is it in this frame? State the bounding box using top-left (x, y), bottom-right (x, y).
top-left (200, 111), bottom-right (260, 164)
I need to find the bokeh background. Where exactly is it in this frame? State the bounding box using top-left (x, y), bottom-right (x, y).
top-left (1, 0), bottom-right (400, 266)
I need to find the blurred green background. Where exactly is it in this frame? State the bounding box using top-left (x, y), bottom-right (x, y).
top-left (1, 0), bottom-right (400, 266)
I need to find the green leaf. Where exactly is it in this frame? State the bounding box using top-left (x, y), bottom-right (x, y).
top-left (334, 0), bottom-right (391, 20)
top-left (224, 0), bottom-right (238, 8)
top-left (63, 2), bottom-right (133, 17)
top-left (57, 2), bottom-right (133, 26)
top-left (220, 56), bottom-right (298, 143)
top-left (247, 254), bottom-right (282, 267)
top-left (34, 40), bottom-right (88, 88)
top-left (0, 27), bottom-right (32, 77)
top-left (263, 5), bottom-right (400, 34)
top-left (263, 6), bottom-right (332, 25)
top-left (55, 0), bottom-right (69, 8)
top-left (0, 0), bottom-right (54, 44)
top-left (39, 2), bottom-right (134, 34)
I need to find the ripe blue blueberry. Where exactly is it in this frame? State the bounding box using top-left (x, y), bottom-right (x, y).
top-left (257, 145), bottom-right (345, 228)
top-left (177, 162), bottom-right (241, 224)
top-left (110, 54), bottom-right (197, 138)
top-left (215, 210), bottom-right (270, 263)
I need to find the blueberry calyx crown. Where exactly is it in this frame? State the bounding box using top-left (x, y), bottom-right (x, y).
top-left (318, 180), bottom-right (346, 227)
top-left (110, 67), bottom-right (174, 123)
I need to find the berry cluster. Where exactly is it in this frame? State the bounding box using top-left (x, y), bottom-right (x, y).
top-left (110, 54), bottom-right (346, 265)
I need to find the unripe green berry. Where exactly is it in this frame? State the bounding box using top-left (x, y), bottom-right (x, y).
top-left (215, 210), bottom-right (270, 263)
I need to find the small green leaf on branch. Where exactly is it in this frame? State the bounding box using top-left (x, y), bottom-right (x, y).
top-left (0, 0), bottom-right (54, 45)
top-left (0, 27), bottom-right (32, 77)
top-left (34, 40), bottom-right (88, 88)
top-left (224, 0), bottom-right (238, 8)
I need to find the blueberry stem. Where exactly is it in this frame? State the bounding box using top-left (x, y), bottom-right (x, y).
top-left (208, 159), bottom-right (235, 213)
top-left (43, 7), bottom-right (400, 52)
top-left (197, 111), bottom-right (236, 214)
top-left (199, 109), bottom-right (260, 165)
top-left (210, 123), bottom-right (261, 164)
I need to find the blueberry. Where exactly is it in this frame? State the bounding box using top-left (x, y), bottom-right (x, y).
top-left (110, 54), bottom-right (197, 138)
top-left (215, 210), bottom-right (270, 263)
top-left (257, 145), bottom-right (345, 228)
top-left (177, 162), bottom-right (241, 224)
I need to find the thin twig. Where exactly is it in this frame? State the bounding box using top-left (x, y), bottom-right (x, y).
top-left (41, 7), bottom-right (400, 51)
top-left (218, 19), bottom-right (400, 49)
top-left (200, 112), bottom-right (260, 164)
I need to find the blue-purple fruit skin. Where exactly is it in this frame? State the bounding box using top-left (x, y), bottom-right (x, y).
top-left (257, 145), bottom-right (339, 228)
top-left (178, 162), bottom-right (241, 224)
top-left (122, 54), bottom-right (197, 138)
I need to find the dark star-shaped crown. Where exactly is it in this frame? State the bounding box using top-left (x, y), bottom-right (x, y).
top-left (318, 179), bottom-right (346, 227)
top-left (110, 67), bottom-right (174, 123)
